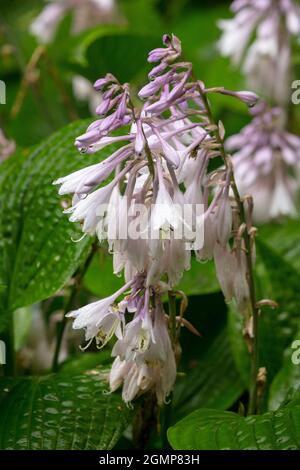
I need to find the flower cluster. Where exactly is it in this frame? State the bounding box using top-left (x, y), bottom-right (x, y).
top-left (56, 34), bottom-right (257, 404)
top-left (30, 0), bottom-right (116, 44)
top-left (228, 105), bottom-right (300, 222)
top-left (218, 0), bottom-right (300, 105)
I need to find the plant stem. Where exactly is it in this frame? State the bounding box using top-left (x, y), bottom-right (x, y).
top-left (198, 85), bottom-right (260, 415)
top-left (52, 243), bottom-right (97, 372)
top-left (168, 291), bottom-right (177, 345)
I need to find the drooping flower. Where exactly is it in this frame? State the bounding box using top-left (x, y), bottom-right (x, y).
top-left (218, 0), bottom-right (300, 105)
top-left (227, 106), bottom-right (300, 222)
top-left (110, 297), bottom-right (176, 404)
top-left (56, 34), bottom-right (258, 404)
top-left (30, 0), bottom-right (116, 44)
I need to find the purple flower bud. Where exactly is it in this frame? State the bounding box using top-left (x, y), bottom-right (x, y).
top-left (75, 129), bottom-right (100, 146)
top-left (134, 120), bottom-right (145, 155)
top-left (96, 99), bottom-right (112, 116)
top-left (116, 93), bottom-right (129, 119)
top-left (148, 62), bottom-right (168, 79)
top-left (220, 89), bottom-right (260, 108)
top-left (148, 47), bottom-right (169, 63)
top-left (94, 73), bottom-right (117, 91)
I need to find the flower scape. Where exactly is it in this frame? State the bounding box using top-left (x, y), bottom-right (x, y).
top-left (55, 34), bottom-right (261, 405)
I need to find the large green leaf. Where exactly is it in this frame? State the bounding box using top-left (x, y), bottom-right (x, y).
top-left (227, 305), bottom-right (250, 387)
top-left (269, 329), bottom-right (300, 411)
top-left (0, 120), bottom-right (117, 333)
top-left (0, 369), bottom-right (132, 450)
top-left (168, 394), bottom-right (300, 450)
top-left (173, 329), bottom-right (245, 420)
top-left (72, 29), bottom-right (160, 84)
top-left (255, 240), bottom-right (300, 382)
top-left (84, 254), bottom-right (220, 298)
top-left (227, 239), bottom-right (300, 402)
top-left (258, 219), bottom-right (300, 273)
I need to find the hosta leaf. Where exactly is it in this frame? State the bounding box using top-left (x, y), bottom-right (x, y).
top-left (269, 330), bottom-right (300, 411)
top-left (173, 329), bottom-right (245, 420)
top-left (0, 369), bottom-right (132, 450)
top-left (73, 29), bottom-right (159, 84)
top-left (168, 396), bottom-right (300, 450)
top-left (0, 120), bottom-right (118, 333)
top-left (59, 350), bottom-right (112, 374)
top-left (227, 305), bottom-right (251, 387)
top-left (255, 240), bottom-right (300, 382)
top-left (258, 219), bottom-right (300, 273)
top-left (177, 257), bottom-right (220, 296)
top-left (84, 254), bottom-right (220, 298)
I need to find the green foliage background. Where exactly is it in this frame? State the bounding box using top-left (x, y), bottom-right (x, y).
top-left (0, 0), bottom-right (300, 451)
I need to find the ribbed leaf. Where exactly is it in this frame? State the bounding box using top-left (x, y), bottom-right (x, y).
top-left (0, 370), bottom-right (132, 450)
top-left (173, 330), bottom-right (244, 420)
top-left (269, 329), bottom-right (300, 411)
top-left (168, 397), bottom-right (300, 450)
top-left (256, 240), bottom-right (300, 382)
top-left (259, 219), bottom-right (300, 273)
top-left (0, 120), bottom-right (117, 333)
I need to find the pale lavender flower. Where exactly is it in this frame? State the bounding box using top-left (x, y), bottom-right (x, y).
top-left (56, 34), bottom-right (259, 403)
top-left (110, 296), bottom-right (176, 404)
top-left (30, 0), bottom-right (116, 44)
top-left (227, 106), bottom-right (300, 222)
top-left (218, 0), bottom-right (300, 105)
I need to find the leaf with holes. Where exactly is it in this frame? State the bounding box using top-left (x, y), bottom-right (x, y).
top-left (0, 370), bottom-right (133, 450)
top-left (0, 120), bottom-right (118, 333)
top-left (168, 394), bottom-right (300, 450)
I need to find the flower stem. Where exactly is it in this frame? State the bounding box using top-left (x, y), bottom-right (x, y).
top-left (198, 85), bottom-right (260, 415)
top-left (168, 291), bottom-right (177, 346)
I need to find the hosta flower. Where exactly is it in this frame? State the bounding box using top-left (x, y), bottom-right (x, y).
top-left (227, 106), bottom-right (300, 222)
top-left (57, 34), bottom-right (258, 403)
top-left (110, 298), bottom-right (176, 404)
top-left (66, 280), bottom-right (133, 347)
top-left (30, 0), bottom-right (116, 44)
top-left (218, 0), bottom-right (300, 105)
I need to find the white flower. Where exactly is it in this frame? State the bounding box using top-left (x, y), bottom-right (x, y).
top-left (218, 0), bottom-right (300, 105)
top-left (66, 281), bottom-right (132, 347)
top-left (110, 301), bottom-right (176, 404)
top-left (30, 2), bottom-right (66, 44)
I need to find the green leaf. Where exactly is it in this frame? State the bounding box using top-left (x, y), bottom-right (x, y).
top-left (84, 250), bottom-right (124, 298)
top-left (173, 329), bottom-right (245, 420)
top-left (255, 239), bottom-right (300, 381)
top-left (269, 330), bottom-right (300, 411)
top-left (227, 305), bottom-right (251, 387)
top-left (177, 257), bottom-right (220, 296)
top-left (168, 397), bottom-right (300, 450)
top-left (0, 120), bottom-right (118, 333)
top-left (59, 350), bottom-right (112, 374)
top-left (258, 219), bottom-right (300, 273)
top-left (73, 29), bottom-right (160, 84)
top-left (84, 254), bottom-right (220, 298)
top-left (0, 369), bottom-right (132, 450)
